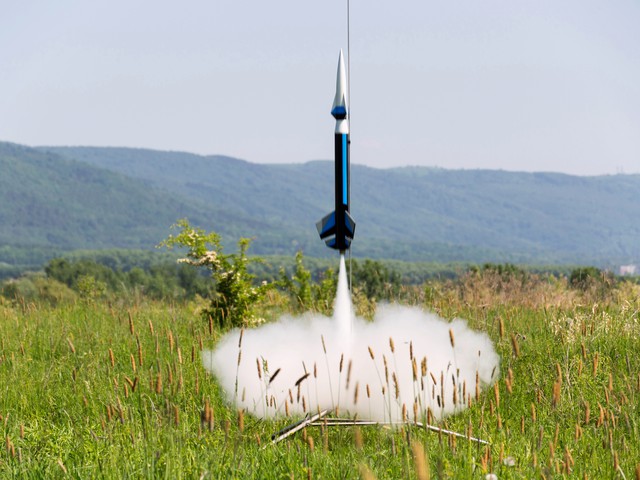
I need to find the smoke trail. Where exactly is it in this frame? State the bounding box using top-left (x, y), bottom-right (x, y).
top-left (202, 256), bottom-right (499, 422)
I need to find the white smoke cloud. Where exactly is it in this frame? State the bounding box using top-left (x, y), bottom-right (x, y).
top-left (202, 257), bottom-right (499, 423)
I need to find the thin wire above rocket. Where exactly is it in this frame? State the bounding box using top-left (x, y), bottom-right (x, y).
top-left (316, 50), bottom-right (356, 253)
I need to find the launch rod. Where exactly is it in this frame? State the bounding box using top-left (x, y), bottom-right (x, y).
top-left (268, 409), bottom-right (330, 445)
top-left (308, 419), bottom-right (489, 445)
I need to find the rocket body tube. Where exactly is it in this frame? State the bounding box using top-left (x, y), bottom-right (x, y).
top-left (316, 50), bottom-right (356, 252)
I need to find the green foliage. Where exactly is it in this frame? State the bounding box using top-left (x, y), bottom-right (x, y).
top-left (277, 251), bottom-right (338, 315)
top-left (569, 266), bottom-right (616, 302)
top-left (161, 219), bottom-right (271, 329)
top-left (0, 274), bottom-right (76, 305)
top-left (75, 274), bottom-right (107, 302)
top-left (348, 259), bottom-right (402, 301)
top-left (40, 256), bottom-right (210, 301)
top-left (278, 251), bottom-right (312, 312)
top-left (569, 266), bottom-right (610, 290)
top-left (1, 272), bottom-right (640, 477)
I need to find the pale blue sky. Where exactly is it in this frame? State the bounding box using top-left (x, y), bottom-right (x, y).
top-left (1, 0), bottom-right (639, 175)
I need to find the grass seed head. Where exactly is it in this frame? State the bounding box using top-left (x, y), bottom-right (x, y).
top-left (238, 409), bottom-right (244, 432)
top-left (354, 426), bottom-right (363, 450)
top-left (411, 440), bottom-right (430, 480)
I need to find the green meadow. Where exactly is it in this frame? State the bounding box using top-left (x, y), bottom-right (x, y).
top-left (1, 266), bottom-right (640, 478)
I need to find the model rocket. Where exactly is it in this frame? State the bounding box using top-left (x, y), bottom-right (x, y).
top-left (316, 50), bottom-right (356, 252)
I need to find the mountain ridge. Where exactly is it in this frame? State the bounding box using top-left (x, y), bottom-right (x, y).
top-left (0, 141), bottom-right (638, 270)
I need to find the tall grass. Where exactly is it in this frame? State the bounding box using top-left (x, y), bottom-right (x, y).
top-left (1, 272), bottom-right (640, 478)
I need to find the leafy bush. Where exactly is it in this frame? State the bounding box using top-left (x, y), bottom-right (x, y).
top-left (348, 259), bottom-right (402, 301)
top-left (1, 274), bottom-right (76, 305)
top-left (277, 251), bottom-right (337, 315)
top-left (161, 219), bottom-right (271, 329)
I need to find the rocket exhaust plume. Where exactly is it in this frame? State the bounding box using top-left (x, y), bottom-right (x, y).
top-left (202, 255), bottom-right (500, 423)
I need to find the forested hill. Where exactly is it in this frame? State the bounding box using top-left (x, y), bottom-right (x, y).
top-left (0, 142), bottom-right (263, 271)
top-left (1, 141), bottom-right (639, 269)
top-left (42, 145), bottom-right (640, 266)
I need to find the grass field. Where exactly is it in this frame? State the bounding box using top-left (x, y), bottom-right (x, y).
top-left (1, 270), bottom-right (640, 478)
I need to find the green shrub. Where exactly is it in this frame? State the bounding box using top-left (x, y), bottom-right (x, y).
top-left (160, 219), bottom-right (271, 329)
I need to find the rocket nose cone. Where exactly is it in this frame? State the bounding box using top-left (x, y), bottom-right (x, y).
top-left (332, 50), bottom-right (348, 119)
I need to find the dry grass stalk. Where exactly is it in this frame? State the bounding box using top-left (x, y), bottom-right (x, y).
top-left (389, 337), bottom-right (395, 353)
top-left (411, 440), bottom-right (430, 480)
top-left (354, 426), bottom-right (363, 450)
top-left (108, 348), bottom-right (115, 368)
top-left (128, 311), bottom-right (135, 335)
top-left (510, 333), bottom-right (520, 358)
top-left (499, 317), bottom-right (505, 338)
top-left (584, 401), bottom-right (590, 424)
top-left (238, 409), bottom-right (244, 432)
top-left (137, 336), bottom-right (143, 367)
top-left (449, 329), bottom-right (455, 348)
top-left (168, 330), bottom-right (175, 353)
top-left (66, 338), bottom-right (76, 354)
top-left (358, 463), bottom-right (377, 480)
top-left (505, 370), bottom-right (513, 394)
top-left (551, 380), bottom-right (561, 408)
top-left (393, 373), bottom-right (400, 399)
